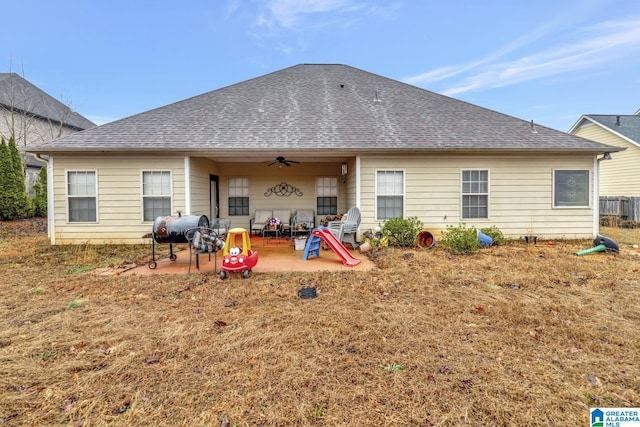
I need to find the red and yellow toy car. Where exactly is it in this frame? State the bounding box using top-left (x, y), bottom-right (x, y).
top-left (220, 228), bottom-right (259, 279)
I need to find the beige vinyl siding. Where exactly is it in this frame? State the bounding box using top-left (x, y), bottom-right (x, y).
top-left (218, 162), bottom-right (347, 230)
top-left (51, 155), bottom-right (185, 244)
top-left (359, 154), bottom-right (595, 239)
top-left (573, 123), bottom-right (640, 196)
top-left (189, 157), bottom-right (218, 218)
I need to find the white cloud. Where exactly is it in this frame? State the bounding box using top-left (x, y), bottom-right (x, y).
top-left (410, 16), bottom-right (640, 96)
top-left (251, 0), bottom-right (401, 32)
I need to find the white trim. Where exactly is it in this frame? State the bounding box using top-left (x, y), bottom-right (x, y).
top-left (569, 115), bottom-right (640, 149)
top-left (47, 156), bottom-right (55, 243)
top-left (184, 156), bottom-right (191, 215)
top-left (552, 168), bottom-right (592, 209)
top-left (355, 156), bottom-right (361, 209)
top-left (460, 168), bottom-right (490, 220)
top-left (65, 169), bottom-right (99, 223)
top-left (593, 157), bottom-right (600, 238)
top-left (140, 170), bottom-right (173, 222)
top-left (315, 176), bottom-right (339, 215)
top-left (374, 169), bottom-right (406, 221)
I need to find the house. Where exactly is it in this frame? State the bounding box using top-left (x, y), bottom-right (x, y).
top-left (0, 73), bottom-right (96, 192)
top-left (27, 64), bottom-right (621, 245)
top-left (569, 113), bottom-right (640, 197)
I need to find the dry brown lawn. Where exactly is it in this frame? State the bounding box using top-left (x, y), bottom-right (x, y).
top-left (1, 219), bottom-right (639, 426)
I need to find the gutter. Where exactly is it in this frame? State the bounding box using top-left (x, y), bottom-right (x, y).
top-left (33, 153), bottom-right (54, 243)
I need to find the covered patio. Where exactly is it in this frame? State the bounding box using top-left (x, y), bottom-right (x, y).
top-left (125, 234), bottom-right (375, 275)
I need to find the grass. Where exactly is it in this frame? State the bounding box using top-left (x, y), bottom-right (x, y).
top-left (0, 218), bottom-right (639, 426)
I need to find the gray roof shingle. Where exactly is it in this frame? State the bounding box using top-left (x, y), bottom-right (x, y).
top-left (0, 73), bottom-right (96, 131)
top-left (582, 114), bottom-right (640, 145)
top-left (28, 64), bottom-right (618, 154)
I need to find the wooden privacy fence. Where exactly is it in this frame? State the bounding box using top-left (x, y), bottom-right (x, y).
top-left (599, 196), bottom-right (640, 222)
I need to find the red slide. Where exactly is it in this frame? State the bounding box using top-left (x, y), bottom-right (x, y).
top-left (311, 228), bottom-right (361, 266)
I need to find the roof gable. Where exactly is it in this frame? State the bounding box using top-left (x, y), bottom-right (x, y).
top-left (28, 64), bottom-right (617, 154)
top-left (571, 114), bottom-right (640, 149)
top-left (0, 73), bottom-right (95, 130)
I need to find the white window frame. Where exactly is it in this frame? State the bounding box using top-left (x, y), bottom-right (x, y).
top-left (375, 169), bottom-right (405, 221)
top-left (553, 169), bottom-right (591, 208)
top-left (141, 170), bottom-right (173, 222)
top-left (461, 169), bottom-right (489, 220)
top-left (316, 177), bottom-right (338, 216)
top-left (66, 170), bottom-right (98, 223)
top-left (228, 177), bottom-right (250, 216)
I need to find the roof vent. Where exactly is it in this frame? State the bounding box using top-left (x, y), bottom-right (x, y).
top-left (616, 115), bottom-right (620, 126)
top-left (374, 91), bottom-right (382, 103)
top-left (530, 120), bottom-right (537, 133)
top-left (339, 84), bottom-right (344, 88)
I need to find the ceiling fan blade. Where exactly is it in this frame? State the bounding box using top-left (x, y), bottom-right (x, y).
top-left (284, 162), bottom-right (292, 166)
top-left (288, 160), bottom-right (300, 164)
top-left (267, 161), bottom-right (277, 166)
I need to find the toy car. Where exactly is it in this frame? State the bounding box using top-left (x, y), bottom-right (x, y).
top-left (220, 228), bottom-right (259, 279)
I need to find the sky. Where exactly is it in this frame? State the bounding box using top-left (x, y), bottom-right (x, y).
top-left (3, 0), bottom-right (640, 131)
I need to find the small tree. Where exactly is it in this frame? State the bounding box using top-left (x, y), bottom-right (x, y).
top-left (0, 137), bottom-right (32, 219)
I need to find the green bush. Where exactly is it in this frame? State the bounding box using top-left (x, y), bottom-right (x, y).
top-left (0, 138), bottom-right (32, 219)
top-left (32, 167), bottom-right (47, 217)
top-left (382, 217), bottom-right (424, 247)
top-left (480, 225), bottom-right (505, 245)
top-left (440, 223), bottom-right (481, 254)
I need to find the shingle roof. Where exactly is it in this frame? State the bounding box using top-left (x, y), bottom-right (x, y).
top-left (28, 64), bottom-right (617, 154)
top-left (0, 73), bottom-right (95, 131)
top-left (581, 114), bottom-right (640, 146)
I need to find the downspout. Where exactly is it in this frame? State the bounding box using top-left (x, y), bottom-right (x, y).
top-left (594, 152), bottom-right (612, 238)
top-left (593, 156), bottom-right (599, 239)
top-left (355, 155), bottom-right (361, 209)
top-left (34, 153), bottom-right (55, 244)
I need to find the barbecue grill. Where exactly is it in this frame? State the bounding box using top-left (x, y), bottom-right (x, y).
top-left (148, 213), bottom-right (209, 269)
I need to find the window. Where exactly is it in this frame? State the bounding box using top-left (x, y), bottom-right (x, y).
top-left (142, 171), bottom-right (171, 221)
top-left (462, 170), bottom-right (489, 219)
top-left (554, 170), bottom-right (589, 207)
top-left (376, 170), bottom-right (404, 220)
top-left (67, 171), bottom-right (97, 222)
top-left (316, 177), bottom-right (338, 215)
top-left (228, 177), bottom-right (249, 216)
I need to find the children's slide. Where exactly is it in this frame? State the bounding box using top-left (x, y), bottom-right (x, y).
top-left (304, 228), bottom-right (361, 266)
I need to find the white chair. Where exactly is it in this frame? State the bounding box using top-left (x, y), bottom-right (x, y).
top-left (272, 209), bottom-right (292, 236)
top-left (250, 210), bottom-right (272, 236)
top-left (292, 209), bottom-right (315, 235)
top-left (328, 207), bottom-right (361, 248)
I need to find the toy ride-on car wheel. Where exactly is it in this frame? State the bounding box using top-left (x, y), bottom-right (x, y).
top-left (242, 270), bottom-right (251, 279)
top-left (220, 270), bottom-right (227, 280)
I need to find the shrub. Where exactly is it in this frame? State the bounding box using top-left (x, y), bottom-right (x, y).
top-left (32, 167), bottom-right (47, 217)
top-left (440, 223), bottom-right (481, 254)
top-left (480, 225), bottom-right (505, 245)
top-left (382, 217), bottom-right (424, 247)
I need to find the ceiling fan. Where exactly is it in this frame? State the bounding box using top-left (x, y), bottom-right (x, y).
top-left (267, 156), bottom-right (300, 167)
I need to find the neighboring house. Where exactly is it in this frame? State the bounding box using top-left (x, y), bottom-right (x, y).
top-left (569, 113), bottom-right (640, 197)
top-left (28, 64), bottom-right (620, 245)
top-left (0, 73), bottom-right (96, 192)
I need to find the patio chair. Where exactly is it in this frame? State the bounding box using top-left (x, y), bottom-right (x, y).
top-left (210, 218), bottom-right (231, 238)
top-left (272, 209), bottom-right (292, 236)
top-left (188, 227), bottom-right (224, 273)
top-left (327, 206), bottom-right (361, 249)
top-left (292, 209), bottom-right (315, 237)
top-left (250, 210), bottom-right (272, 236)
